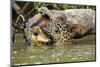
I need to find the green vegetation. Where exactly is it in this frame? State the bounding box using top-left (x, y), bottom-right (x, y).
top-left (16, 1), bottom-right (96, 17)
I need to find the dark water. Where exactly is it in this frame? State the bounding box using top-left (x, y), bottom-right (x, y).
top-left (12, 34), bottom-right (96, 65)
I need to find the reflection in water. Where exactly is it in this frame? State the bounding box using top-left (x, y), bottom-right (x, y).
top-left (12, 34), bottom-right (96, 65)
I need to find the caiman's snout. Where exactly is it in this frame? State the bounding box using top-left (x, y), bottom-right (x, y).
top-left (36, 34), bottom-right (51, 43)
top-left (30, 26), bottom-right (51, 46)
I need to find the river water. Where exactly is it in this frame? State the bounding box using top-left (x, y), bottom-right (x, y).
top-left (12, 34), bottom-right (96, 65)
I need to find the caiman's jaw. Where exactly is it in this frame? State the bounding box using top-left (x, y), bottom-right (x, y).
top-left (36, 34), bottom-right (51, 43)
top-left (30, 26), bottom-right (51, 46)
